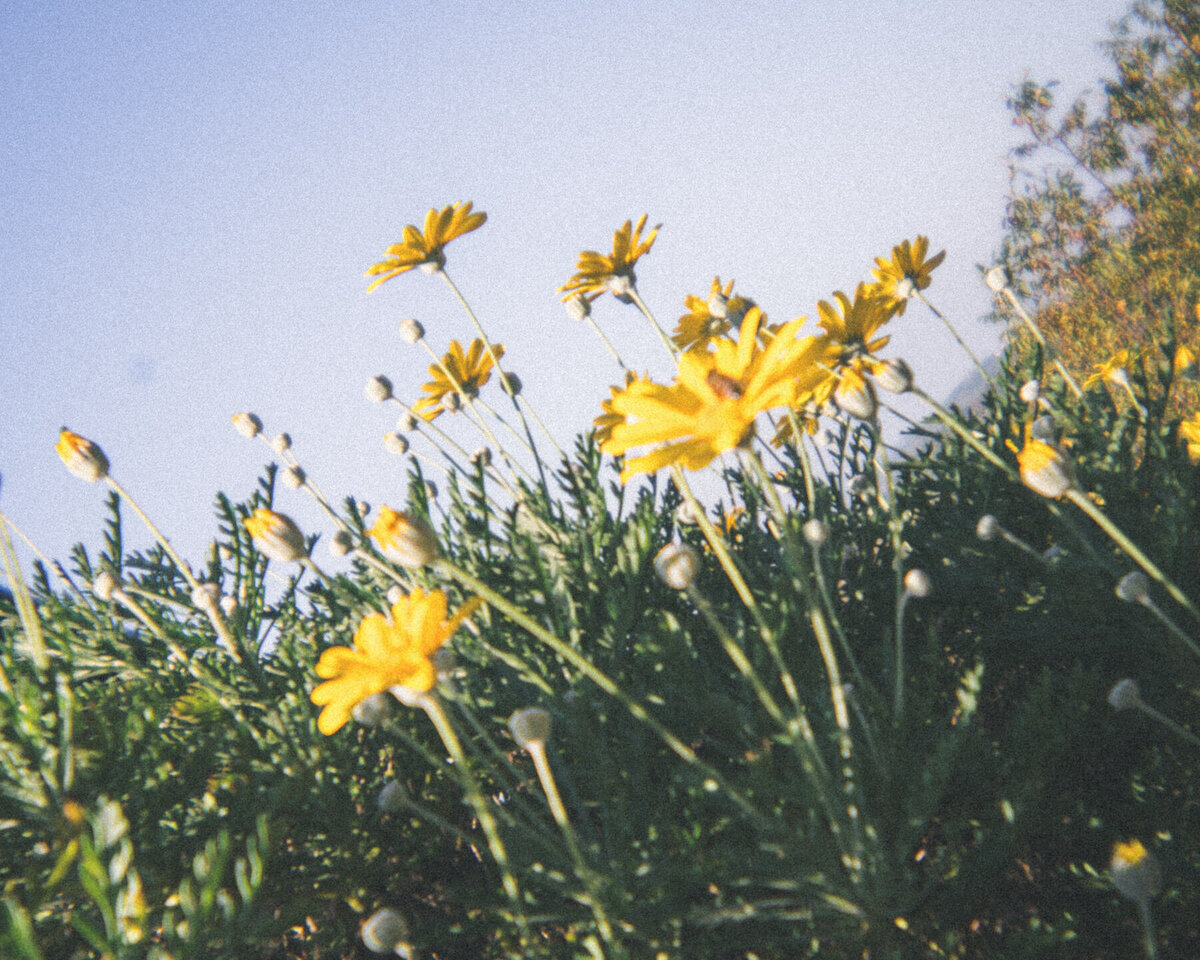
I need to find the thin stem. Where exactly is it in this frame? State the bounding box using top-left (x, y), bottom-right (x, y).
top-left (1065, 488), bottom-right (1200, 626)
top-left (628, 286), bottom-right (679, 363)
top-left (1136, 701), bottom-right (1200, 748)
top-left (105, 477), bottom-right (200, 591)
top-left (584, 315), bottom-right (628, 369)
top-left (1000, 286), bottom-right (1084, 398)
top-left (0, 512), bottom-right (90, 603)
top-left (1139, 596), bottom-right (1200, 661)
top-left (1137, 898), bottom-right (1158, 960)
top-left (916, 292), bottom-right (995, 390)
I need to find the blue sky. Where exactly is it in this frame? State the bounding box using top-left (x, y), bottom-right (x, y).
top-left (2, 0), bottom-right (1133, 578)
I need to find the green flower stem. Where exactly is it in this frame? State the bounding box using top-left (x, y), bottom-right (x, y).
top-left (870, 424), bottom-right (909, 721)
top-left (108, 589), bottom-right (168, 643)
top-left (1138, 898), bottom-right (1158, 960)
top-left (904, 390), bottom-right (1017, 478)
top-left (417, 691), bottom-right (524, 908)
top-left (1138, 596), bottom-right (1200, 661)
top-left (783, 410), bottom-right (818, 511)
top-left (1135, 700), bottom-right (1200, 748)
top-left (584, 314), bottom-right (628, 369)
top-left (1000, 286), bottom-right (1084, 398)
top-left (252, 435), bottom-right (347, 532)
top-left (628, 285), bottom-right (680, 364)
top-left (440, 268), bottom-right (551, 495)
top-left (0, 512), bottom-right (90, 604)
top-left (1064, 488), bottom-right (1200, 626)
top-left (527, 741), bottom-right (616, 945)
top-left (916, 292), bottom-right (995, 390)
top-left (672, 466), bottom-right (802, 713)
top-left (434, 557), bottom-right (775, 830)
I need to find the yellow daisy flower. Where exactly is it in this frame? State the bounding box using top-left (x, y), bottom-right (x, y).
top-left (1017, 429), bottom-right (1074, 498)
top-left (1173, 344), bottom-right (1198, 381)
top-left (1178, 412), bottom-right (1200, 463)
top-left (56, 428), bottom-right (109, 483)
top-left (310, 588), bottom-right (480, 735)
top-left (671, 277), bottom-right (734, 351)
top-left (412, 338), bottom-right (505, 420)
top-left (594, 371), bottom-right (646, 446)
top-left (602, 307), bottom-right (834, 482)
top-left (366, 202), bottom-right (487, 291)
top-left (816, 283), bottom-right (895, 371)
top-left (871, 236), bottom-right (945, 315)
top-left (1083, 349), bottom-right (1133, 389)
top-left (558, 214), bottom-right (659, 302)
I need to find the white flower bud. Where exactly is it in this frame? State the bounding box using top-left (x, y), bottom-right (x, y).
top-left (424, 482), bottom-right (438, 501)
top-left (365, 376), bottom-right (393, 403)
top-left (352, 691), bottom-right (392, 727)
top-left (190, 582), bottom-right (221, 612)
top-left (231, 412), bottom-right (263, 439)
top-left (282, 465), bottom-right (305, 490)
top-left (383, 432), bottom-right (409, 456)
top-left (398, 412), bottom-right (418, 432)
top-left (564, 293), bottom-right (591, 321)
top-left (440, 391), bottom-right (462, 413)
top-left (976, 515), bottom-right (1001, 542)
top-left (377, 781), bottom-right (408, 814)
top-left (361, 907), bottom-right (411, 955)
top-left (1019, 380), bottom-right (1040, 404)
top-left (802, 518), bottom-right (830, 547)
top-left (674, 500), bottom-right (699, 526)
top-left (508, 707), bottom-right (552, 749)
top-left (471, 446), bottom-right (492, 468)
top-left (1110, 840), bottom-right (1162, 904)
top-left (92, 570), bottom-right (120, 602)
top-left (985, 266), bottom-right (1007, 292)
top-left (244, 509), bottom-right (308, 563)
top-left (272, 433), bottom-right (292, 454)
top-left (834, 376), bottom-right (878, 421)
top-left (386, 585), bottom-right (406, 606)
top-left (329, 530), bottom-right (354, 557)
top-left (1107, 678), bottom-right (1142, 711)
top-left (398, 318), bottom-right (425, 344)
top-left (500, 372), bottom-right (522, 397)
top-left (654, 542), bottom-right (700, 590)
top-left (357, 500), bottom-right (371, 518)
top-left (707, 289), bottom-right (729, 319)
top-left (1116, 571), bottom-right (1150, 604)
top-left (873, 359), bottom-right (913, 394)
top-left (219, 595), bottom-right (238, 618)
top-left (55, 429), bottom-right (110, 483)
top-left (903, 569), bottom-right (932, 598)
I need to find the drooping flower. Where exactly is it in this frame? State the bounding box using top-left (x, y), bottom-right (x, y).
top-left (56, 429), bottom-right (110, 483)
top-left (412, 338), bottom-right (504, 420)
top-left (671, 277), bottom-right (734, 351)
top-left (558, 214), bottom-right (659, 302)
top-left (871, 236), bottom-right (946, 315)
top-left (654, 542), bottom-right (700, 590)
top-left (602, 307), bottom-right (834, 481)
top-left (365, 202), bottom-right (487, 291)
top-left (311, 588), bottom-right (480, 735)
top-left (1110, 839), bottom-right (1162, 903)
top-left (1017, 430), bottom-right (1074, 498)
top-left (1083, 348), bottom-right (1133, 389)
top-left (816, 283), bottom-right (896, 375)
top-left (368, 506), bottom-right (439, 567)
top-left (1178, 412), bottom-right (1200, 463)
top-left (244, 508), bottom-right (308, 563)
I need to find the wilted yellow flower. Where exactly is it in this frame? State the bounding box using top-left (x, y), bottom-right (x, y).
top-left (1083, 349), bottom-right (1133, 389)
top-left (871, 236), bottom-right (945, 315)
top-left (365, 202), bottom-right (487, 291)
top-left (671, 278), bottom-right (734, 351)
top-left (602, 307), bottom-right (833, 481)
top-left (368, 506), bottom-right (439, 567)
top-left (1178, 412), bottom-right (1200, 463)
top-left (310, 588), bottom-right (479, 735)
top-left (1017, 431), bottom-right (1074, 498)
top-left (412, 338), bottom-right (504, 420)
top-left (56, 429), bottom-right (110, 483)
top-left (816, 283), bottom-right (895, 373)
top-left (244, 508), bottom-right (308, 562)
top-left (559, 214), bottom-right (659, 302)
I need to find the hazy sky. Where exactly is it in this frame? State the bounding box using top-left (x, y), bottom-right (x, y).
top-left (2, 0), bottom-right (1134, 579)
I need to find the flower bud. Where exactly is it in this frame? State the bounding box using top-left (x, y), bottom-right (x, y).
top-left (674, 500), bottom-right (699, 526)
top-left (383, 432), bottom-right (409, 456)
top-left (219, 595), bottom-right (239, 618)
top-left (1110, 839), bottom-right (1161, 904)
top-left (976, 514), bottom-right (1001, 542)
top-left (508, 707), bottom-right (552, 749)
top-left (386, 585), bottom-right (406, 606)
top-left (984, 266), bottom-right (1007, 292)
top-left (1115, 571), bottom-right (1150, 604)
top-left (1017, 438), bottom-right (1074, 498)
top-left (190, 582), bottom-right (221, 612)
top-left (361, 907), bottom-right (411, 955)
top-left (368, 506), bottom-right (438, 567)
top-left (1107, 678), bottom-right (1142, 711)
top-left (903, 569), bottom-right (932, 598)
top-left (1019, 380), bottom-right (1040, 404)
top-left (398, 412), bottom-right (418, 432)
top-left (365, 376), bottom-right (393, 403)
top-left (471, 446), bottom-right (492, 468)
top-left (329, 530), bottom-right (353, 557)
top-left (564, 293), bottom-right (591, 321)
top-left (500, 372), bottom-right (522, 397)
top-left (802, 518), bottom-right (830, 547)
top-left (440, 391), bottom-right (462, 413)
top-left (834, 371), bottom-right (878, 421)
top-left (398, 318), bottom-right (425, 344)
top-left (377, 781), bottom-right (408, 814)
top-left (272, 433), bottom-right (292, 454)
top-left (356, 500), bottom-right (371, 518)
top-left (707, 289), bottom-right (729, 319)
top-left (91, 570), bottom-right (120, 602)
top-left (282, 465), bottom-right (305, 490)
top-left (654, 542), bottom-right (700, 590)
top-left (231, 412), bottom-right (263, 439)
top-left (244, 508), bottom-right (308, 563)
top-left (873, 359), bottom-right (913, 394)
top-left (352, 692), bottom-right (392, 727)
top-left (424, 482), bottom-right (438, 501)
top-left (56, 429), bottom-right (109, 483)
